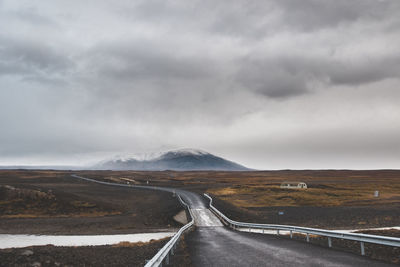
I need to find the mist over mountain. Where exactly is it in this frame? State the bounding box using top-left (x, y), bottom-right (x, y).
top-left (94, 149), bottom-right (250, 171)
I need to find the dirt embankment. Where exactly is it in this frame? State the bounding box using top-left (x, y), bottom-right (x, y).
top-left (0, 239), bottom-right (168, 267)
top-left (0, 236), bottom-right (193, 267)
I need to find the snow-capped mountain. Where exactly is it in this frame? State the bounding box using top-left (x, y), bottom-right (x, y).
top-left (94, 149), bottom-right (250, 171)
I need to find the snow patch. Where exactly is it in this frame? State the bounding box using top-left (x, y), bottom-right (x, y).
top-left (104, 148), bottom-right (210, 163)
top-left (163, 148), bottom-right (210, 156)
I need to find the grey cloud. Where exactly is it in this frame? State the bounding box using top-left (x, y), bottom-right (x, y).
top-left (89, 41), bottom-right (215, 83)
top-left (327, 56), bottom-right (400, 86)
top-left (121, 0), bottom-right (400, 39)
top-left (117, 0), bottom-right (277, 39)
top-left (236, 53), bottom-right (400, 98)
top-left (273, 0), bottom-right (400, 31)
top-left (202, 1), bottom-right (277, 38)
top-left (236, 58), bottom-right (309, 98)
top-left (12, 6), bottom-right (59, 27)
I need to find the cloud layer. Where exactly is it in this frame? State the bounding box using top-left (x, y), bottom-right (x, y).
top-left (0, 0), bottom-right (399, 169)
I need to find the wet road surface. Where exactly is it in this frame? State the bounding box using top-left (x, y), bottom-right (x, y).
top-left (190, 209), bottom-right (223, 227)
top-left (187, 226), bottom-right (394, 267)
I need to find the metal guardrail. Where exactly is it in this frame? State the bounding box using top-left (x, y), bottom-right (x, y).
top-left (145, 195), bottom-right (194, 267)
top-left (204, 193), bottom-right (400, 256)
top-left (70, 174), bottom-right (171, 193)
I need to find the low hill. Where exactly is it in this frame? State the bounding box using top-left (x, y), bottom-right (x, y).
top-left (94, 149), bottom-right (250, 171)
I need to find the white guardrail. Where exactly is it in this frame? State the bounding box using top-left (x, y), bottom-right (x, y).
top-left (204, 193), bottom-right (400, 256)
top-left (145, 195), bottom-right (194, 267)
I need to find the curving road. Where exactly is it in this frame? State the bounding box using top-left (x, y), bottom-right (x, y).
top-left (71, 175), bottom-right (395, 266)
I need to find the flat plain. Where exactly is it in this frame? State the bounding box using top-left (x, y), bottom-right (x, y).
top-left (0, 169), bottom-right (399, 266)
top-left (77, 169), bottom-right (400, 229)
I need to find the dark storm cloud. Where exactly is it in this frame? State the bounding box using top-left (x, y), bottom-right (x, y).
top-left (0, 0), bottom-right (399, 168)
top-left (236, 57), bottom-right (309, 98)
top-left (236, 53), bottom-right (400, 98)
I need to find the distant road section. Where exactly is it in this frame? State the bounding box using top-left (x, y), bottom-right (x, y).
top-left (191, 209), bottom-right (223, 227)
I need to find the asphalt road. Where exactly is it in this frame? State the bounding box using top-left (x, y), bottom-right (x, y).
top-left (71, 175), bottom-right (395, 266)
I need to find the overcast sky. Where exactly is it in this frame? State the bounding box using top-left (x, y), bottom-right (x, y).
top-left (1, 0), bottom-right (399, 169)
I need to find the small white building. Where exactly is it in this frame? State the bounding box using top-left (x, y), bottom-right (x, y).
top-left (280, 182), bottom-right (307, 189)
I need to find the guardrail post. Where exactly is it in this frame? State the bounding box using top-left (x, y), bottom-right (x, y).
top-left (277, 230), bottom-right (280, 235)
top-left (328, 237), bottom-right (332, 248)
top-left (306, 233), bottom-right (310, 242)
top-left (360, 242), bottom-right (365, 256)
top-left (249, 228), bottom-right (251, 232)
top-left (290, 230), bottom-right (293, 239)
top-left (262, 229), bottom-right (264, 234)
top-left (165, 253), bottom-right (169, 265)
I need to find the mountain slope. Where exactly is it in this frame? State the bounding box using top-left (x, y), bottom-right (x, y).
top-left (94, 149), bottom-right (250, 171)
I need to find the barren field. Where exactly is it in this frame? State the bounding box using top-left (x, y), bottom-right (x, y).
top-left (0, 170), bottom-right (183, 234)
top-left (202, 170), bottom-right (400, 229)
top-left (2, 169), bottom-right (395, 231)
top-left (78, 169), bottom-right (400, 229)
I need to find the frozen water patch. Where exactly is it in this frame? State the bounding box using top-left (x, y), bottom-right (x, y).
top-left (0, 232), bottom-right (175, 249)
